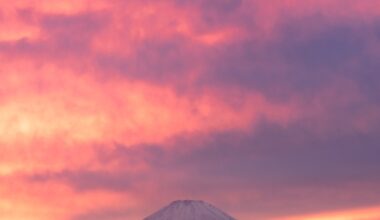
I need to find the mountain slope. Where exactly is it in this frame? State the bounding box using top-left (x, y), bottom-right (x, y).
top-left (144, 200), bottom-right (236, 220)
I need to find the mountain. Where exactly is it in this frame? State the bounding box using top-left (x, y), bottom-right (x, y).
top-left (144, 200), bottom-right (237, 220)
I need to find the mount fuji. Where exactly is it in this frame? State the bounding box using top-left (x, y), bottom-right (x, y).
top-left (144, 200), bottom-right (237, 220)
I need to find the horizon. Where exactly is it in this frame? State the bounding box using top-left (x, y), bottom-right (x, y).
top-left (0, 0), bottom-right (380, 220)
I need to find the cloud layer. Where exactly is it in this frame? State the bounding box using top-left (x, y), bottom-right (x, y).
top-left (0, 1), bottom-right (380, 219)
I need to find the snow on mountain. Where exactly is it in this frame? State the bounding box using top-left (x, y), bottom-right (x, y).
top-left (144, 200), bottom-right (237, 220)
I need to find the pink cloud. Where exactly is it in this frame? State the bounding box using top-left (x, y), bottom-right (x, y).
top-left (0, 1), bottom-right (380, 219)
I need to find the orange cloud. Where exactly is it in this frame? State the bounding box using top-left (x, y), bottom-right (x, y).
top-left (278, 205), bottom-right (380, 220)
top-left (0, 57), bottom-right (294, 176)
top-left (0, 174), bottom-right (135, 220)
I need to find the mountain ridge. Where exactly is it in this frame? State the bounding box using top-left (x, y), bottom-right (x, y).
top-left (144, 200), bottom-right (237, 220)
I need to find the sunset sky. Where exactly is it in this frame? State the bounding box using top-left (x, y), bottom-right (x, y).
top-left (0, 0), bottom-right (380, 219)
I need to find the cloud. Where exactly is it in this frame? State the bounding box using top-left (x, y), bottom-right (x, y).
top-left (25, 118), bottom-right (380, 218)
top-left (0, 1), bottom-right (380, 220)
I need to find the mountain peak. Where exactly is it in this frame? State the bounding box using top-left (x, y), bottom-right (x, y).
top-left (170, 200), bottom-right (204, 205)
top-left (144, 200), bottom-right (236, 220)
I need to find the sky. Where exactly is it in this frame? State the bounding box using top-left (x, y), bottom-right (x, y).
top-left (0, 0), bottom-right (380, 219)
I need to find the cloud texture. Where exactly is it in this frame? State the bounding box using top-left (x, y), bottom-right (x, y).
top-left (0, 0), bottom-right (380, 219)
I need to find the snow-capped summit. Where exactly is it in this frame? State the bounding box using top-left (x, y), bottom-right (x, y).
top-left (144, 200), bottom-right (236, 220)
